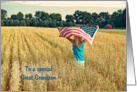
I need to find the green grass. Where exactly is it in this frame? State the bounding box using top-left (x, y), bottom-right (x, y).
top-left (98, 29), bottom-right (126, 36)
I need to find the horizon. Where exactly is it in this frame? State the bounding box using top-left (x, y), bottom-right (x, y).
top-left (1, 1), bottom-right (126, 20)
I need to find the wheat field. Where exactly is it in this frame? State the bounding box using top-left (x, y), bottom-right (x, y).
top-left (1, 27), bottom-right (126, 91)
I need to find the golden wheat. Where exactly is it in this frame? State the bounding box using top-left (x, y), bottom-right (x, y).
top-left (1, 27), bottom-right (126, 91)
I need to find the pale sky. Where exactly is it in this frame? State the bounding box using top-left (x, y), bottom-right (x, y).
top-left (1, 1), bottom-right (126, 20)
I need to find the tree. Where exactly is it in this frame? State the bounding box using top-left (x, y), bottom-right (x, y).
top-left (117, 9), bottom-right (123, 15)
top-left (17, 12), bottom-right (24, 20)
top-left (73, 10), bottom-right (82, 24)
top-left (25, 14), bottom-right (29, 19)
top-left (19, 20), bottom-right (26, 26)
top-left (11, 14), bottom-right (17, 20)
top-left (122, 8), bottom-right (126, 28)
top-left (49, 13), bottom-right (56, 21)
top-left (67, 22), bottom-right (73, 27)
top-left (62, 21), bottom-right (67, 27)
top-left (111, 12), bottom-right (119, 18)
top-left (1, 9), bottom-right (7, 20)
top-left (39, 20), bottom-right (44, 27)
top-left (4, 20), bottom-right (9, 26)
top-left (35, 11), bottom-right (49, 21)
top-left (31, 19), bottom-right (38, 26)
top-left (9, 20), bottom-right (14, 26)
top-left (52, 21), bottom-right (56, 27)
top-left (14, 20), bottom-right (19, 26)
top-left (55, 13), bottom-right (62, 21)
top-left (43, 20), bottom-right (49, 27)
top-left (99, 12), bottom-right (110, 22)
top-left (65, 15), bottom-right (74, 22)
top-left (91, 12), bottom-right (98, 23)
top-left (73, 10), bottom-right (95, 24)
top-left (28, 13), bottom-right (32, 19)
top-left (109, 9), bottom-right (126, 28)
top-left (73, 22), bottom-right (76, 26)
top-left (1, 21), bottom-right (4, 26)
top-left (99, 12), bottom-right (110, 27)
top-left (35, 11), bottom-right (41, 18)
top-left (56, 21), bottom-right (60, 27)
top-left (40, 11), bottom-right (49, 21)
top-left (26, 20), bottom-right (31, 26)
top-left (60, 21), bottom-right (63, 27)
top-left (48, 20), bottom-right (52, 27)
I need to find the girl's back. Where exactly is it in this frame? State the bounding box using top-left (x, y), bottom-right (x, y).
top-left (72, 38), bottom-right (85, 61)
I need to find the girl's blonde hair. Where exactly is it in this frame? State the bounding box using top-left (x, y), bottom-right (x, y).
top-left (74, 36), bottom-right (83, 47)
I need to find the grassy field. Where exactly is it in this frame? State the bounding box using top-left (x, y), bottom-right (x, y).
top-left (98, 29), bottom-right (126, 36)
top-left (1, 27), bottom-right (126, 91)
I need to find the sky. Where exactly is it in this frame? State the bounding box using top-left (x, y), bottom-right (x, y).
top-left (1, 1), bottom-right (126, 20)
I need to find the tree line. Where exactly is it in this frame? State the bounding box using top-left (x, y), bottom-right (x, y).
top-left (1, 8), bottom-right (126, 28)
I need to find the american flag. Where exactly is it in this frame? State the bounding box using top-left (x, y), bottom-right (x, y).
top-left (58, 26), bottom-right (99, 46)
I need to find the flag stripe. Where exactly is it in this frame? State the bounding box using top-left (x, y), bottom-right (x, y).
top-left (64, 32), bottom-right (92, 45)
top-left (60, 27), bottom-right (91, 40)
top-left (58, 26), bottom-right (98, 46)
top-left (63, 30), bottom-right (92, 41)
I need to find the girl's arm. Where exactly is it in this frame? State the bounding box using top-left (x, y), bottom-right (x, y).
top-left (59, 35), bottom-right (73, 44)
top-left (66, 37), bottom-right (73, 44)
top-left (85, 40), bottom-right (87, 43)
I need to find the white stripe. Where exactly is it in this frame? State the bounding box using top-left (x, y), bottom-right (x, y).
top-left (60, 27), bottom-right (79, 33)
top-left (60, 27), bottom-right (84, 34)
top-left (62, 29), bottom-right (92, 40)
top-left (64, 32), bottom-right (92, 43)
top-left (59, 27), bottom-right (68, 33)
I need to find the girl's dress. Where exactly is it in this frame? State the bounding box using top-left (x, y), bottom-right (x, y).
top-left (72, 40), bottom-right (85, 66)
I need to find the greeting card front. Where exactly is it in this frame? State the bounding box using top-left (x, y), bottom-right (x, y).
top-left (0, 0), bottom-right (129, 91)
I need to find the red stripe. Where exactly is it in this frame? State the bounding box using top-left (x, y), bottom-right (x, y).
top-left (58, 27), bottom-right (80, 32)
top-left (60, 27), bottom-right (85, 35)
top-left (63, 30), bottom-right (92, 40)
top-left (61, 28), bottom-right (79, 35)
top-left (60, 27), bottom-right (70, 34)
top-left (64, 31), bottom-right (92, 42)
top-left (60, 28), bottom-right (91, 40)
top-left (59, 27), bottom-right (67, 32)
top-left (65, 33), bottom-right (92, 45)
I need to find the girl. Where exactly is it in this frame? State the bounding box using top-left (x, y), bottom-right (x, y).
top-left (60, 35), bottom-right (86, 67)
top-left (59, 25), bottom-right (99, 67)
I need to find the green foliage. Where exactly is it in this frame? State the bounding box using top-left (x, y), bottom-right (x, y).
top-left (25, 20), bottom-right (31, 26)
top-left (1, 9), bottom-right (7, 20)
top-left (33, 19), bottom-right (38, 26)
top-left (52, 21), bottom-right (56, 27)
top-left (65, 15), bottom-right (74, 22)
top-left (19, 20), bottom-right (26, 26)
top-left (2, 8), bottom-right (126, 28)
top-left (17, 12), bottom-right (24, 20)
top-left (48, 20), bottom-right (52, 27)
top-left (4, 20), bottom-right (9, 26)
top-left (9, 20), bottom-right (14, 26)
top-left (1, 21), bottom-right (4, 26)
top-left (11, 14), bottom-right (17, 20)
top-left (43, 21), bottom-right (49, 27)
top-left (60, 21), bottom-right (63, 27)
top-left (73, 22), bottom-right (76, 26)
top-left (67, 22), bottom-right (73, 27)
top-left (35, 11), bottom-right (49, 21)
top-left (14, 20), bottom-right (19, 26)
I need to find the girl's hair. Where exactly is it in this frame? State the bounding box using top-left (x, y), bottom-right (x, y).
top-left (86, 23), bottom-right (89, 27)
top-left (74, 36), bottom-right (83, 47)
